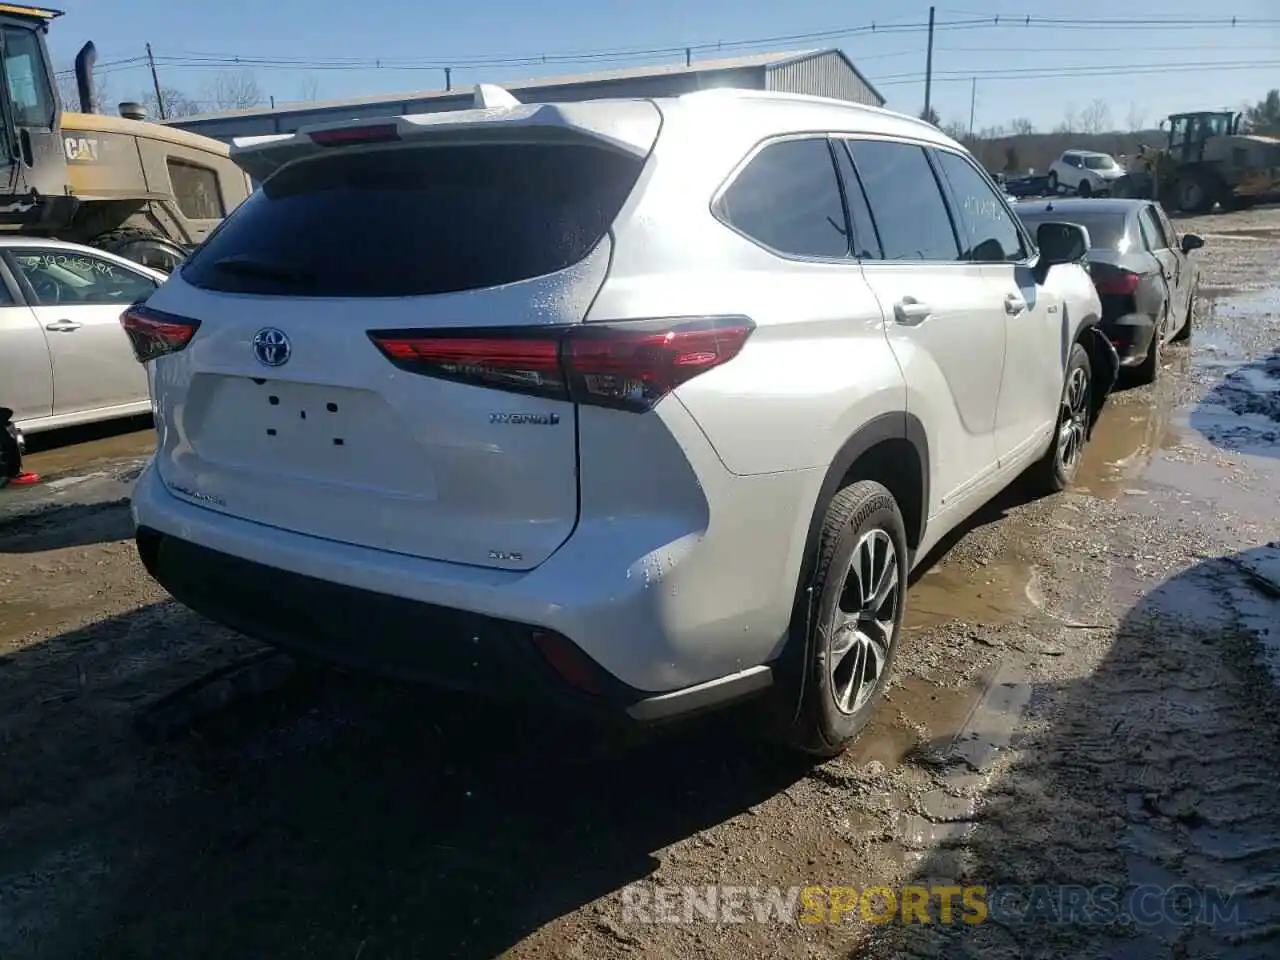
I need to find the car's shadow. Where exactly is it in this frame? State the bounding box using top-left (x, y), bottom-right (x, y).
top-left (0, 597), bottom-right (815, 958)
top-left (1188, 347), bottom-right (1280, 460)
top-left (0, 462), bottom-right (1073, 957)
top-left (0, 500), bottom-right (134, 553)
top-left (856, 542), bottom-right (1280, 959)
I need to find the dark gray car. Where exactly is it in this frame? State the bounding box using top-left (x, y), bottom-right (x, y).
top-left (1016, 198), bottom-right (1204, 385)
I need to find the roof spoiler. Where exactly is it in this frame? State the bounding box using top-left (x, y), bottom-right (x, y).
top-left (473, 84), bottom-right (521, 109)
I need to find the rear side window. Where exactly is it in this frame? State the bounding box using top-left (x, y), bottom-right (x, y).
top-left (168, 159), bottom-right (226, 220)
top-left (846, 140), bottom-right (960, 262)
top-left (716, 138), bottom-right (850, 259)
top-left (933, 150), bottom-right (1027, 262)
top-left (181, 143), bottom-right (643, 297)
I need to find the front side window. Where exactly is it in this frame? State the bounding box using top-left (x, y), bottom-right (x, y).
top-left (933, 149), bottom-right (1027, 263)
top-left (2, 27), bottom-right (54, 128)
top-left (846, 139), bottom-right (959, 262)
top-left (168, 159), bottom-right (226, 220)
top-left (717, 138), bottom-right (850, 259)
top-left (11, 250), bottom-right (157, 306)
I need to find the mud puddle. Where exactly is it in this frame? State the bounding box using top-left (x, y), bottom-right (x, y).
top-left (906, 560), bottom-right (1040, 631)
top-left (851, 675), bottom-right (988, 769)
top-left (19, 424), bottom-right (154, 482)
top-left (1075, 396), bottom-right (1181, 499)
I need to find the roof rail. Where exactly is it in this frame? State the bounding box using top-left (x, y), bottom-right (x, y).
top-left (473, 84), bottom-right (522, 109)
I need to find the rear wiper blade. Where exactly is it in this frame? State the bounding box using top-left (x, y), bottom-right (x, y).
top-left (213, 255), bottom-right (315, 286)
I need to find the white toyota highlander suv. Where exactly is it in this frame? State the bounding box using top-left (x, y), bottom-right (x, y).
top-left (125, 87), bottom-right (1112, 756)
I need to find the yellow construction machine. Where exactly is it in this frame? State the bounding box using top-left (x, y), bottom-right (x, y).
top-left (0, 4), bottom-right (251, 270)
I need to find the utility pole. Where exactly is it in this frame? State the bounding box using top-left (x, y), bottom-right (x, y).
top-left (444, 67), bottom-right (452, 91)
top-left (146, 42), bottom-right (165, 119)
top-left (923, 6), bottom-right (935, 119)
top-left (968, 77), bottom-right (976, 138)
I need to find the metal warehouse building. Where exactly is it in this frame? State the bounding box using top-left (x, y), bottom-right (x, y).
top-left (166, 48), bottom-right (886, 142)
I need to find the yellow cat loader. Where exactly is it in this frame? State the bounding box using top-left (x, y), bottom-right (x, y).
top-left (0, 4), bottom-right (251, 270)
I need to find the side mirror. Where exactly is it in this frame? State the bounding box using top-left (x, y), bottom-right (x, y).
top-left (1181, 233), bottom-right (1205, 253)
top-left (1035, 221), bottom-right (1090, 282)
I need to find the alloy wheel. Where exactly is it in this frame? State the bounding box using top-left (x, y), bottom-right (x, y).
top-left (1057, 365), bottom-right (1091, 475)
top-left (828, 529), bottom-right (900, 715)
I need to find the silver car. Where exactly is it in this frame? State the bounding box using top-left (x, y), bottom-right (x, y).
top-left (1, 237), bottom-right (166, 435)
top-left (128, 87), bottom-right (1110, 756)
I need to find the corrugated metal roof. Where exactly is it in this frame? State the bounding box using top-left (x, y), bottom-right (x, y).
top-left (172, 48), bottom-right (836, 124)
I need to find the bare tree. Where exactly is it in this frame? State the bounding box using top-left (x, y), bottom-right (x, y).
top-left (941, 120), bottom-right (970, 143)
top-left (1246, 89), bottom-right (1280, 129)
top-left (299, 76), bottom-right (322, 102)
top-left (1008, 117), bottom-right (1035, 136)
top-left (1056, 104), bottom-right (1080, 135)
top-left (919, 105), bottom-right (941, 127)
top-left (143, 86), bottom-right (204, 120)
top-left (1080, 99), bottom-right (1112, 135)
top-left (55, 68), bottom-right (111, 113)
top-left (205, 69), bottom-right (263, 111)
top-left (1125, 102), bottom-right (1147, 133)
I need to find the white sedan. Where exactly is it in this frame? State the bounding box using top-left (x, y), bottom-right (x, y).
top-left (1048, 150), bottom-right (1126, 197)
top-left (0, 237), bottom-right (167, 436)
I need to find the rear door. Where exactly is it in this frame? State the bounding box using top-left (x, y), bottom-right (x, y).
top-left (839, 137), bottom-right (1005, 512)
top-left (147, 130), bottom-right (654, 571)
top-left (7, 248), bottom-right (156, 417)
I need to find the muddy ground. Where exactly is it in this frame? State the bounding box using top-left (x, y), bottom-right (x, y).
top-left (1, 208), bottom-right (1278, 960)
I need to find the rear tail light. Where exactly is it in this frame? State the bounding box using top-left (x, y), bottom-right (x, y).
top-left (119, 304), bottom-right (201, 363)
top-left (309, 124), bottom-right (401, 146)
top-left (1092, 271), bottom-right (1140, 296)
top-left (368, 317), bottom-right (755, 412)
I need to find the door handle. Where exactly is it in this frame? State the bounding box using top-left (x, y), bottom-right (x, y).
top-left (893, 298), bottom-right (932, 325)
top-left (44, 319), bottom-right (82, 332)
top-left (1004, 293), bottom-right (1027, 316)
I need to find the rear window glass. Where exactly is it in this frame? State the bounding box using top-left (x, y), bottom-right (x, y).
top-left (181, 143), bottom-right (643, 297)
top-left (1018, 211), bottom-right (1129, 251)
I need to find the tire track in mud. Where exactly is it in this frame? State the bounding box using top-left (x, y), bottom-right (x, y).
top-left (860, 478), bottom-right (1280, 959)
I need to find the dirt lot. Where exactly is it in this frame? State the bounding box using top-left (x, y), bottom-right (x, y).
top-left (1, 208), bottom-right (1278, 960)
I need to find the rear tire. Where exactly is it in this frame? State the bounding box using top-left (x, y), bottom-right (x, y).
top-left (1048, 171), bottom-right (1059, 194)
top-left (776, 480), bottom-right (907, 758)
top-left (90, 228), bottom-right (188, 274)
top-left (1175, 172), bottom-right (1215, 214)
top-left (1026, 342), bottom-right (1092, 495)
top-left (1127, 314), bottom-right (1162, 387)
top-left (1171, 292), bottom-right (1194, 343)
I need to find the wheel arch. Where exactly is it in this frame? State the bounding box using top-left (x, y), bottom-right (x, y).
top-left (1074, 313), bottom-right (1119, 428)
top-left (770, 411), bottom-right (929, 723)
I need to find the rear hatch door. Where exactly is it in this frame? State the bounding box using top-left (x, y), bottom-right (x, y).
top-left (147, 104), bottom-right (658, 571)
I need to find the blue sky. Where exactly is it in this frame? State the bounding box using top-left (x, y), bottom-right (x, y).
top-left (46, 0), bottom-right (1279, 132)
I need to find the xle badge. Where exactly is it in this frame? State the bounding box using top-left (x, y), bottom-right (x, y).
top-left (490, 412), bottom-right (561, 425)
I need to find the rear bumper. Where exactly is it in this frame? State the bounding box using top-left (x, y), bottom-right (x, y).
top-left (130, 451), bottom-right (818, 719)
top-left (136, 525), bottom-right (769, 720)
top-left (1101, 312), bottom-right (1156, 366)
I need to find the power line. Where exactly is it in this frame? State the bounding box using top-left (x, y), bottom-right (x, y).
top-left (78, 12), bottom-right (1279, 77)
top-left (877, 59), bottom-right (1280, 85)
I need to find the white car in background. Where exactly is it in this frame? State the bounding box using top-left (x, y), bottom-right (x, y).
top-left (0, 237), bottom-right (167, 436)
top-left (1048, 150), bottom-right (1126, 197)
